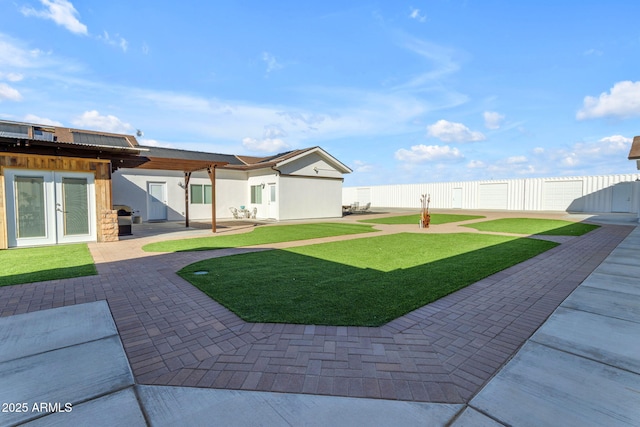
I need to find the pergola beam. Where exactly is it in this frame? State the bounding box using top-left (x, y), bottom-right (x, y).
top-left (207, 165), bottom-right (217, 233)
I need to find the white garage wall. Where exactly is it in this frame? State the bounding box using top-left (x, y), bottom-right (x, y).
top-left (344, 174), bottom-right (640, 214)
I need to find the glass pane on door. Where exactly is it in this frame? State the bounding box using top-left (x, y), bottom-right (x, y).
top-left (15, 176), bottom-right (46, 238)
top-left (62, 177), bottom-right (89, 235)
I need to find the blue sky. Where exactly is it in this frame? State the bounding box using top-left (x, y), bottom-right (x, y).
top-left (1, 1), bottom-right (639, 186)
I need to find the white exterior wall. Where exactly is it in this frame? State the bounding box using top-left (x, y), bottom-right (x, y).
top-left (279, 176), bottom-right (343, 220)
top-left (344, 174), bottom-right (640, 214)
top-left (246, 170), bottom-right (279, 220)
top-left (112, 168), bottom-right (248, 221)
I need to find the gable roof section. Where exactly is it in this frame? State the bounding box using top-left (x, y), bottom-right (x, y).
top-left (629, 136), bottom-right (640, 160)
top-left (273, 146), bottom-right (352, 174)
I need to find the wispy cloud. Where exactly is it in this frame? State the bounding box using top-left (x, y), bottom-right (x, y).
top-left (71, 110), bottom-right (133, 133)
top-left (392, 34), bottom-right (462, 90)
top-left (21, 0), bottom-right (88, 35)
top-left (427, 119), bottom-right (485, 142)
top-left (577, 81), bottom-right (640, 120)
top-left (261, 52), bottom-right (283, 75)
top-left (98, 31), bottom-right (128, 52)
top-left (483, 111), bottom-right (505, 129)
top-left (395, 144), bottom-right (463, 163)
top-left (0, 83), bottom-right (22, 101)
top-left (409, 7), bottom-right (427, 23)
top-left (23, 114), bottom-right (63, 126)
top-left (242, 125), bottom-right (290, 152)
top-left (584, 48), bottom-right (603, 56)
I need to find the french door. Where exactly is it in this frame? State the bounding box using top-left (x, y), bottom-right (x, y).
top-left (5, 169), bottom-right (96, 247)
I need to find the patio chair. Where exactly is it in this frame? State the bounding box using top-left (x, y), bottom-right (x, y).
top-left (229, 207), bottom-right (240, 219)
top-left (349, 202), bottom-right (359, 213)
top-left (358, 202), bottom-right (371, 213)
top-left (250, 207), bottom-right (257, 219)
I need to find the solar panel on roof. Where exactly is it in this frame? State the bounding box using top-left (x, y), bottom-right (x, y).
top-left (73, 132), bottom-right (130, 147)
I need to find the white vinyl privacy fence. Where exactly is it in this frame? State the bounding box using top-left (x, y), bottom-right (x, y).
top-left (343, 174), bottom-right (640, 214)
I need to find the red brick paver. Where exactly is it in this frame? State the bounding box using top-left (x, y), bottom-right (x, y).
top-left (0, 216), bottom-right (633, 403)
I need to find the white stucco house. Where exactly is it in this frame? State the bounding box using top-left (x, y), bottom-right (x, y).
top-left (112, 145), bottom-right (352, 223)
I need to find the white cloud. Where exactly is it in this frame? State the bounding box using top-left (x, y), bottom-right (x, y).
top-left (23, 114), bottom-right (63, 126)
top-left (21, 0), bottom-right (88, 35)
top-left (584, 48), bottom-right (603, 56)
top-left (409, 8), bottom-right (426, 22)
top-left (483, 111), bottom-right (505, 129)
top-left (467, 160), bottom-right (486, 169)
top-left (352, 160), bottom-right (374, 173)
top-left (576, 81), bottom-right (640, 120)
top-left (506, 155), bottom-right (527, 164)
top-left (98, 31), bottom-right (128, 52)
top-left (395, 144), bottom-right (463, 163)
top-left (0, 83), bottom-right (22, 101)
top-left (0, 34), bottom-right (51, 69)
top-left (261, 52), bottom-right (283, 74)
top-left (533, 147), bottom-right (545, 154)
top-left (242, 137), bottom-right (289, 152)
top-left (71, 110), bottom-right (133, 133)
top-left (0, 72), bottom-right (24, 82)
top-left (427, 119), bottom-right (485, 142)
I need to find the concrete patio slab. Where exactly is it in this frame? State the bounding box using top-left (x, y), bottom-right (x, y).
top-left (22, 388), bottom-right (146, 427)
top-left (137, 385), bottom-right (463, 427)
top-left (0, 336), bottom-right (134, 426)
top-left (562, 285), bottom-right (640, 323)
top-left (531, 306), bottom-right (640, 374)
top-left (590, 261), bottom-right (640, 279)
top-left (469, 341), bottom-right (640, 427)
top-left (581, 272), bottom-right (640, 296)
top-left (0, 300), bottom-right (116, 363)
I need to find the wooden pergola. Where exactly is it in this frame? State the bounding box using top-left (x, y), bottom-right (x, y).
top-left (135, 157), bottom-right (229, 232)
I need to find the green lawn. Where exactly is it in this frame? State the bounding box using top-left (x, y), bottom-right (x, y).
top-left (0, 244), bottom-right (97, 287)
top-left (180, 233), bottom-right (557, 326)
top-left (359, 213), bottom-right (485, 225)
top-left (462, 218), bottom-right (599, 236)
top-left (142, 223), bottom-right (377, 252)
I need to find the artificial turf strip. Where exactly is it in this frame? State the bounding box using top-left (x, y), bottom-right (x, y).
top-left (359, 213), bottom-right (485, 225)
top-left (180, 233), bottom-right (558, 326)
top-left (462, 218), bottom-right (600, 236)
top-left (142, 223), bottom-right (377, 252)
top-left (0, 244), bottom-right (97, 287)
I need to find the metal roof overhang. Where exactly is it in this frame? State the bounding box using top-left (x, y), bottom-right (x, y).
top-left (134, 157), bottom-right (229, 172)
top-left (0, 136), bottom-right (149, 169)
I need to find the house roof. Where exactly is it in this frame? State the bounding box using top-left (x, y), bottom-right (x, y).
top-left (0, 119), bottom-right (351, 175)
top-left (0, 119), bottom-right (148, 169)
top-left (134, 146), bottom-right (238, 172)
top-left (629, 136), bottom-right (640, 160)
top-left (227, 147), bottom-right (352, 173)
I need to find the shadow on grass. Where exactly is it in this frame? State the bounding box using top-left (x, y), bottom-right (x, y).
top-left (180, 235), bottom-right (557, 326)
top-left (462, 218), bottom-right (599, 236)
top-left (0, 264), bottom-right (97, 287)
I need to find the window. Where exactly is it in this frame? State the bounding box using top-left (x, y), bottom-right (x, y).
top-left (250, 185), bottom-right (262, 204)
top-left (190, 184), bottom-right (212, 204)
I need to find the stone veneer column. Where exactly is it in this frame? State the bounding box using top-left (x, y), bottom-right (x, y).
top-left (99, 209), bottom-right (119, 242)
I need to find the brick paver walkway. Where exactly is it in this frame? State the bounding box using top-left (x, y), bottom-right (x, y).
top-left (0, 213), bottom-right (633, 403)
